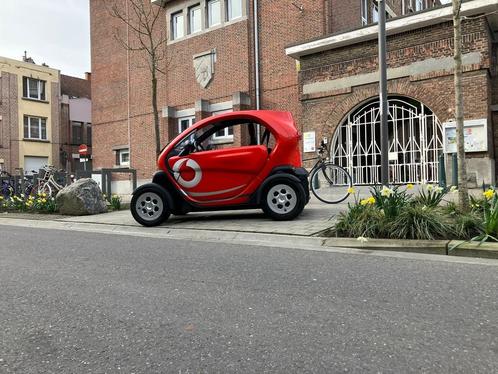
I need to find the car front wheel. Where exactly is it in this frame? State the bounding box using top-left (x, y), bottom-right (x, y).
top-left (261, 178), bottom-right (306, 221)
top-left (131, 185), bottom-right (171, 227)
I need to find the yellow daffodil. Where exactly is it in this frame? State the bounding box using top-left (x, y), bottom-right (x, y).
top-left (427, 184), bottom-right (434, 191)
top-left (0, 196), bottom-right (3, 201)
top-left (435, 186), bottom-right (444, 194)
top-left (347, 187), bottom-right (355, 194)
top-left (381, 186), bottom-right (393, 197)
top-left (450, 186), bottom-right (458, 194)
top-left (406, 183), bottom-right (414, 190)
top-left (483, 189), bottom-right (495, 200)
top-left (360, 197), bottom-right (376, 206)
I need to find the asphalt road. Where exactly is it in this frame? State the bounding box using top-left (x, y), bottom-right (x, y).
top-left (1, 226), bottom-right (497, 373)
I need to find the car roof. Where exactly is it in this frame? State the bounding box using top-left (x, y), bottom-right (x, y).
top-left (189, 110), bottom-right (298, 138)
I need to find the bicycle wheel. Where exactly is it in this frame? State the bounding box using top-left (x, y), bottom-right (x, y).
top-left (310, 163), bottom-right (352, 204)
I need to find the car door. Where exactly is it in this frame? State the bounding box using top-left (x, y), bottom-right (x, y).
top-left (168, 144), bottom-right (268, 203)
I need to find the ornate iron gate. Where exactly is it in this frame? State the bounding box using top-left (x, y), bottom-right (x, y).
top-left (330, 98), bottom-right (443, 185)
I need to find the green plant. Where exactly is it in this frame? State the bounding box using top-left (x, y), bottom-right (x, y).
top-left (452, 211), bottom-right (482, 240)
top-left (413, 184), bottom-right (446, 208)
top-left (334, 203), bottom-right (386, 238)
top-left (370, 185), bottom-right (410, 220)
top-left (388, 205), bottom-right (454, 240)
top-left (110, 194), bottom-right (122, 211)
top-left (476, 191), bottom-right (498, 242)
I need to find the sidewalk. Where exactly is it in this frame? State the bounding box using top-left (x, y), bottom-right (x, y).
top-left (58, 198), bottom-right (344, 236)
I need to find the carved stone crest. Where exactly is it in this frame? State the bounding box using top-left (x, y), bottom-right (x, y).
top-left (193, 50), bottom-right (215, 89)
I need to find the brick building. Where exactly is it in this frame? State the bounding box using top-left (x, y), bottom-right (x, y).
top-left (92, 0), bottom-right (498, 189)
top-left (60, 73), bottom-right (92, 173)
top-left (0, 55), bottom-right (61, 174)
top-left (287, 0), bottom-right (498, 186)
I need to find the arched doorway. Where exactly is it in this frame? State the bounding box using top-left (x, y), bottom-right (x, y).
top-left (330, 96), bottom-right (443, 185)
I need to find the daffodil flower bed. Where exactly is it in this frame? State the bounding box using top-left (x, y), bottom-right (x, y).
top-left (0, 192), bottom-right (57, 213)
top-left (332, 184), bottom-right (495, 242)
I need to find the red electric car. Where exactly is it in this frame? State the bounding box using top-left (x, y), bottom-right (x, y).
top-left (131, 110), bottom-right (310, 226)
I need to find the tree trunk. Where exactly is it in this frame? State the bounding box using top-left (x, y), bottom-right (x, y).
top-left (453, 0), bottom-right (469, 211)
top-left (151, 71), bottom-right (161, 157)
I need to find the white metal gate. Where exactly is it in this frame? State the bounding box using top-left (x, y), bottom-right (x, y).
top-left (331, 98), bottom-right (443, 185)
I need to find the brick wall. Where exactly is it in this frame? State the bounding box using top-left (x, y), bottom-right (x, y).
top-left (90, 0), bottom-right (450, 180)
top-left (0, 72), bottom-right (19, 173)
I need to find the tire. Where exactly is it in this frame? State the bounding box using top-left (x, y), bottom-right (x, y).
top-left (310, 162), bottom-right (352, 204)
top-left (261, 177), bottom-right (306, 221)
top-left (131, 184), bottom-right (171, 227)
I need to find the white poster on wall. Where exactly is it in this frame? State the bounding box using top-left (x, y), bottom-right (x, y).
top-left (303, 131), bottom-right (316, 153)
top-left (443, 118), bottom-right (488, 153)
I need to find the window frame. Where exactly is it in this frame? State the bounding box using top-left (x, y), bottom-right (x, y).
top-left (23, 115), bottom-right (47, 141)
top-left (71, 121), bottom-right (83, 145)
top-left (171, 11), bottom-right (185, 40)
top-left (23, 77), bottom-right (46, 101)
top-left (117, 148), bottom-right (130, 167)
top-left (207, 0), bottom-right (221, 28)
top-left (178, 116), bottom-right (195, 134)
top-left (188, 4), bottom-right (202, 34)
top-left (226, 0), bottom-right (242, 21)
top-left (211, 110), bottom-right (234, 141)
top-left (361, 0), bottom-right (368, 26)
top-left (415, 0), bottom-right (426, 11)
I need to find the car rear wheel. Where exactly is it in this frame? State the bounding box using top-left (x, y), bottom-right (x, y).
top-left (261, 178), bottom-right (306, 221)
top-left (131, 185), bottom-right (171, 227)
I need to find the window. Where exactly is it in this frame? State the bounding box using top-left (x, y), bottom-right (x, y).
top-left (72, 121), bottom-right (83, 144)
top-left (23, 77), bottom-right (46, 101)
top-left (178, 116), bottom-right (195, 134)
top-left (227, 0), bottom-right (242, 21)
top-left (116, 148), bottom-right (130, 166)
top-left (23, 116), bottom-right (47, 140)
top-left (172, 11), bottom-right (184, 40)
top-left (415, 0), bottom-right (426, 11)
top-left (189, 5), bottom-right (202, 34)
top-left (361, 0), bottom-right (368, 26)
top-left (207, 0), bottom-right (221, 27)
top-left (211, 110), bottom-right (233, 140)
top-left (372, 4), bottom-right (379, 23)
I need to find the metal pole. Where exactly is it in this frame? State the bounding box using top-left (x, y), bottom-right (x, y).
top-left (253, 0), bottom-right (261, 143)
top-left (378, 0), bottom-right (389, 186)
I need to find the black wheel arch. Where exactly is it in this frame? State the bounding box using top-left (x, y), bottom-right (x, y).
top-left (133, 180), bottom-right (174, 210)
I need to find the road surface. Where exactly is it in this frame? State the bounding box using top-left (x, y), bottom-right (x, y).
top-left (0, 225), bottom-right (497, 373)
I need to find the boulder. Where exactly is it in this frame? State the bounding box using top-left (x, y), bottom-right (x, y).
top-left (56, 178), bottom-right (107, 215)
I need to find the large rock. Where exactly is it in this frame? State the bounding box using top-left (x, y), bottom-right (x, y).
top-left (56, 178), bottom-right (107, 215)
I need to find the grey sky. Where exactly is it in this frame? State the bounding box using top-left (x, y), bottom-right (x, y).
top-left (0, 0), bottom-right (90, 78)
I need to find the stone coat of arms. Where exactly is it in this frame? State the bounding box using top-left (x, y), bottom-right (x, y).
top-left (193, 51), bottom-right (215, 89)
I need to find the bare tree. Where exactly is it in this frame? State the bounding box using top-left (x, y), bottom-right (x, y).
top-left (452, 0), bottom-right (469, 211)
top-left (105, 0), bottom-right (168, 157)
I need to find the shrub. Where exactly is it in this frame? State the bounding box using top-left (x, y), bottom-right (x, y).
top-left (370, 185), bottom-right (409, 220)
top-left (110, 194), bottom-right (122, 211)
top-left (412, 184), bottom-right (446, 208)
top-left (388, 205), bottom-right (454, 240)
top-left (334, 203), bottom-right (386, 238)
top-left (453, 212), bottom-right (483, 240)
top-left (0, 192), bottom-right (57, 213)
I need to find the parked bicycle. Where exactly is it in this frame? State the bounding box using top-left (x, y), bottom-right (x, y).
top-left (31, 165), bottom-right (66, 197)
top-left (1, 171), bottom-right (14, 198)
top-left (305, 139), bottom-right (353, 204)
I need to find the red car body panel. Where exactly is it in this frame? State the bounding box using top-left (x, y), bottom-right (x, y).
top-left (157, 110), bottom-right (302, 207)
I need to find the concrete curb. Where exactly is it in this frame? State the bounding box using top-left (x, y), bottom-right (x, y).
top-left (448, 240), bottom-right (498, 259)
top-left (322, 238), bottom-right (449, 255)
top-left (2, 214), bottom-right (498, 260)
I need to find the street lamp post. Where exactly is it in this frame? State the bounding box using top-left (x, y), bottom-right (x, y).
top-left (378, 0), bottom-right (389, 186)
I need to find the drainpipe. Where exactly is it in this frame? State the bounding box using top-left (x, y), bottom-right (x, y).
top-left (126, 0), bottom-right (131, 167)
top-left (253, 0), bottom-right (261, 141)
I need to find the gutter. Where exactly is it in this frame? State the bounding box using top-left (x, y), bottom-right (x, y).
top-left (285, 0), bottom-right (498, 59)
